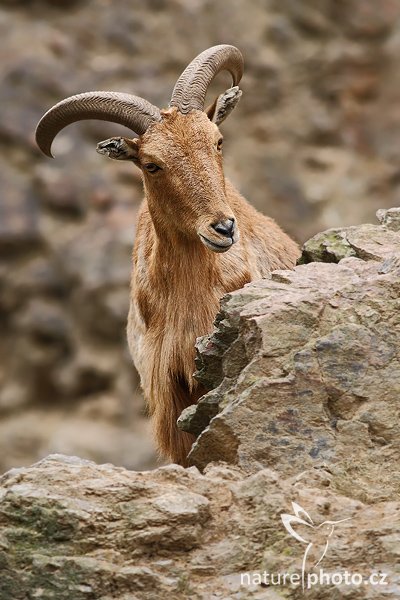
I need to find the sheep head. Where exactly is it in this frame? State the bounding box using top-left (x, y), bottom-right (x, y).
top-left (35, 45), bottom-right (243, 252)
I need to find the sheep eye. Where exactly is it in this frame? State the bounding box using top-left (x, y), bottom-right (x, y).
top-left (144, 162), bottom-right (161, 173)
top-left (216, 138), bottom-right (223, 151)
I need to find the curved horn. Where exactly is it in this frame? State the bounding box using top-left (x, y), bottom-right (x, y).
top-left (35, 91), bottom-right (161, 158)
top-left (170, 44), bottom-right (243, 114)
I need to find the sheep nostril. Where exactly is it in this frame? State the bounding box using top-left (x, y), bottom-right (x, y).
top-left (212, 218), bottom-right (235, 238)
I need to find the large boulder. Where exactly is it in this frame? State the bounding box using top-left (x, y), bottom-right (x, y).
top-left (0, 454), bottom-right (399, 600)
top-left (179, 209), bottom-right (400, 506)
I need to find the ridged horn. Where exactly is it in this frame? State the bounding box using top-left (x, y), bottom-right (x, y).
top-left (170, 44), bottom-right (243, 114)
top-left (35, 91), bottom-right (161, 158)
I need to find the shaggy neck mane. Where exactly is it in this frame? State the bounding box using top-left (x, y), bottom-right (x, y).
top-left (152, 224), bottom-right (219, 296)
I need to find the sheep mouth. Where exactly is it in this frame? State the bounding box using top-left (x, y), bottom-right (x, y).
top-left (199, 234), bottom-right (233, 253)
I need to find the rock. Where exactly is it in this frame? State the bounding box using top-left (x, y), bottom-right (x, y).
top-left (0, 175), bottom-right (42, 255)
top-left (34, 165), bottom-right (87, 218)
top-left (0, 454), bottom-right (399, 599)
top-left (376, 207), bottom-right (400, 231)
top-left (300, 221), bottom-right (400, 264)
top-left (299, 228), bottom-right (357, 264)
top-left (178, 398), bottom-right (219, 438)
top-left (187, 212), bottom-right (400, 506)
top-left (16, 298), bottom-right (71, 345)
top-left (335, 0), bottom-right (400, 39)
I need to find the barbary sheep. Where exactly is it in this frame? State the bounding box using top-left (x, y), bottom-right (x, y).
top-left (35, 45), bottom-right (299, 466)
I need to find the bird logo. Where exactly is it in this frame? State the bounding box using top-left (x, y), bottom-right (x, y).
top-left (281, 502), bottom-right (351, 591)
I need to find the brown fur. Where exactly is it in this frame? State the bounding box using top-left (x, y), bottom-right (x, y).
top-left (126, 108), bottom-right (299, 465)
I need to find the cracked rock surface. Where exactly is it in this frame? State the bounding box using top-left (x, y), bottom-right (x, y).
top-left (183, 209), bottom-right (400, 507)
top-left (1, 454), bottom-right (399, 600)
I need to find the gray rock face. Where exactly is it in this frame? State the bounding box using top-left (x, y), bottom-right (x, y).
top-left (181, 210), bottom-right (400, 506)
top-left (1, 454), bottom-right (399, 600)
top-left (376, 207), bottom-right (400, 232)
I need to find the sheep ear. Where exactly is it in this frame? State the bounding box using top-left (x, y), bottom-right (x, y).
top-left (206, 86), bottom-right (242, 125)
top-left (96, 136), bottom-right (140, 163)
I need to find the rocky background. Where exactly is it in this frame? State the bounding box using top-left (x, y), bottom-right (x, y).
top-left (1, 0), bottom-right (400, 473)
